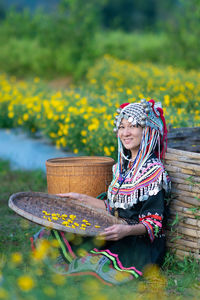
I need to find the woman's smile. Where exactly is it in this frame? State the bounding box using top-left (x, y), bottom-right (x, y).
top-left (118, 119), bottom-right (143, 157)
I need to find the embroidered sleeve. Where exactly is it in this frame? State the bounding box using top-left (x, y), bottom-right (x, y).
top-left (138, 190), bottom-right (165, 242)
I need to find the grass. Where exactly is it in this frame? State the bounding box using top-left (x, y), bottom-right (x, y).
top-left (0, 159), bottom-right (199, 299)
top-left (0, 160), bottom-right (46, 255)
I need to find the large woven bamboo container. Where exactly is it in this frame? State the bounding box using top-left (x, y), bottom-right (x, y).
top-left (164, 148), bottom-right (200, 260)
top-left (46, 156), bottom-right (115, 197)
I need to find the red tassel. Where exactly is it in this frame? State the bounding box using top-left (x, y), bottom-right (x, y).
top-left (149, 99), bottom-right (168, 159)
top-left (157, 107), bottom-right (168, 159)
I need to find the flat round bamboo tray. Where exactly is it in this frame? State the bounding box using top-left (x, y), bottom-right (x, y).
top-left (46, 156), bottom-right (115, 197)
top-left (8, 192), bottom-right (123, 236)
top-left (164, 147), bottom-right (200, 260)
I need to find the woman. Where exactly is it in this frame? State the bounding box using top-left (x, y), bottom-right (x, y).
top-left (32, 99), bottom-right (171, 285)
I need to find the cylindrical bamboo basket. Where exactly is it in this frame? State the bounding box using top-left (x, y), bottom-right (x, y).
top-left (46, 156), bottom-right (115, 197)
top-left (164, 148), bottom-right (200, 260)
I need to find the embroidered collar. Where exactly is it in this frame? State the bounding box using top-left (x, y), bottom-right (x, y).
top-left (108, 154), bottom-right (171, 209)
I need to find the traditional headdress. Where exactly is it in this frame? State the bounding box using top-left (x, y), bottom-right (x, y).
top-left (108, 99), bottom-right (170, 209)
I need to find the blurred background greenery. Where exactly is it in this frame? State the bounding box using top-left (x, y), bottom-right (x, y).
top-left (0, 0), bottom-right (200, 80)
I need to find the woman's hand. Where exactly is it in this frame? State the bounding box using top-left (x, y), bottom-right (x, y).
top-left (99, 224), bottom-right (131, 241)
top-left (99, 223), bottom-right (147, 241)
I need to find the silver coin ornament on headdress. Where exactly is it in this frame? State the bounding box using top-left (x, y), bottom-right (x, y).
top-left (113, 99), bottom-right (164, 136)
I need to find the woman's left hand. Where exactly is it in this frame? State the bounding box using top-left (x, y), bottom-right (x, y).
top-left (99, 224), bottom-right (131, 241)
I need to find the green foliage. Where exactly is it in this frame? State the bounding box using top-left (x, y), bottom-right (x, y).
top-left (165, 0), bottom-right (200, 69)
top-left (0, 0), bottom-right (200, 79)
top-left (0, 1), bottom-right (103, 79)
top-left (163, 252), bottom-right (200, 296)
top-left (0, 159), bottom-right (46, 254)
top-left (94, 30), bottom-right (168, 63)
top-left (0, 38), bottom-right (54, 77)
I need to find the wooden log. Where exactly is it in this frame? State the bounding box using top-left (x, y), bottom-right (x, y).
top-left (167, 244), bottom-right (200, 258)
top-left (168, 144), bottom-right (200, 153)
top-left (171, 226), bottom-right (200, 238)
top-left (171, 182), bottom-right (200, 194)
top-left (164, 153), bottom-right (200, 165)
top-left (167, 126), bottom-right (200, 139)
top-left (164, 160), bottom-right (200, 172)
top-left (170, 194), bottom-right (200, 206)
top-left (166, 148), bottom-right (200, 160)
top-left (169, 205), bottom-right (200, 218)
top-left (170, 249), bottom-right (200, 260)
top-left (167, 172), bottom-right (200, 183)
top-left (167, 236), bottom-right (199, 248)
top-left (178, 221), bottom-right (200, 231)
top-left (165, 165), bottom-right (200, 176)
top-left (170, 176), bottom-right (196, 185)
top-left (171, 199), bottom-right (194, 208)
top-left (171, 188), bottom-right (200, 199)
top-left (166, 230), bottom-right (198, 243)
top-left (168, 216), bottom-right (200, 228)
top-left (167, 223), bottom-right (200, 237)
top-left (167, 240), bottom-right (199, 250)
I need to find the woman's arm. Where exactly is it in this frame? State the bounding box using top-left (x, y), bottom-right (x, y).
top-left (99, 223), bottom-right (147, 241)
top-left (58, 192), bottom-right (106, 211)
top-left (101, 190), bottom-right (166, 242)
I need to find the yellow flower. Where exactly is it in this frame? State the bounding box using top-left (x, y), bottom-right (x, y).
top-left (11, 252), bottom-right (22, 265)
top-left (82, 138), bottom-right (87, 144)
top-left (81, 130), bottom-right (87, 136)
top-left (23, 113), bottom-right (29, 121)
top-left (164, 95), bottom-right (170, 106)
top-left (110, 146), bottom-right (115, 152)
top-left (73, 149), bottom-right (78, 154)
top-left (104, 146), bottom-right (111, 156)
top-left (8, 111), bottom-right (14, 118)
top-left (32, 239), bottom-right (50, 261)
top-left (126, 89), bottom-right (132, 95)
top-left (17, 275), bottom-right (35, 292)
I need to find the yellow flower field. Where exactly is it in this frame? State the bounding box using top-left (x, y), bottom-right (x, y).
top-left (0, 55), bottom-right (199, 158)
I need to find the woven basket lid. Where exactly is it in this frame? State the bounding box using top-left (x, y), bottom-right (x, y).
top-left (8, 192), bottom-right (123, 236)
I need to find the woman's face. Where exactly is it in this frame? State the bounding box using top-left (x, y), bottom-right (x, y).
top-left (118, 118), bottom-right (143, 156)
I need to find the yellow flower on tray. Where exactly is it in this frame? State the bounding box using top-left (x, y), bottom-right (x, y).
top-left (42, 210), bottom-right (50, 216)
top-left (61, 214), bottom-right (68, 218)
top-left (62, 221), bottom-right (69, 226)
top-left (69, 214), bottom-right (76, 219)
top-left (82, 219), bottom-right (88, 223)
top-left (80, 227), bottom-right (86, 230)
